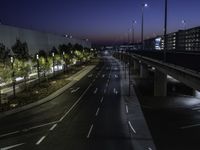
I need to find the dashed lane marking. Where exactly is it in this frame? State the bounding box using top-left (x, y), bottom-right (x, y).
top-left (93, 88), bottom-right (98, 94)
top-left (49, 124), bottom-right (57, 131)
top-left (86, 124), bottom-right (94, 139)
top-left (128, 121), bottom-right (136, 134)
top-left (100, 97), bottom-right (104, 103)
top-left (95, 108), bottom-right (100, 116)
top-left (126, 105), bottom-right (129, 114)
top-left (36, 136), bottom-right (46, 145)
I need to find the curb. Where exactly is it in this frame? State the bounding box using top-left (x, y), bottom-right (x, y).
top-left (0, 65), bottom-right (96, 119)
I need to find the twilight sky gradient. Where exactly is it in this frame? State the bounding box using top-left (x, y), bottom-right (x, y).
top-left (0, 0), bottom-right (200, 45)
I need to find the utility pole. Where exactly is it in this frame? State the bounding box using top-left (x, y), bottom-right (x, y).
top-left (164, 0), bottom-right (168, 62)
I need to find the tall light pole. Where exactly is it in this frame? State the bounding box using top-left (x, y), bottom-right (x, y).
top-left (164, 0), bottom-right (168, 62)
top-left (36, 54), bottom-right (40, 85)
top-left (11, 56), bottom-right (15, 98)
top-left (129, 28), bottom-right (132, 44)
top-left (132, 20), bottom-right (137, 44)
top-left (62, 51), bottom-right (66, 73)
top-left (52, 52), bottom-right (55, 77)
top-left (181, 20), bottom-right (186, 30)
top-left (141, 3), bottom-right (148, 50)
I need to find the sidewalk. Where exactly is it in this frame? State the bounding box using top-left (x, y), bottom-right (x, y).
top-left (115, 58), bottom-right (157, 150)
top-left (0, 65), bottom-right (96, 119)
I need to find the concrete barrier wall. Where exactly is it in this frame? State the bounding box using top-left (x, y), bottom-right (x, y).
top-left (0, 24), bottom-right (91, 56)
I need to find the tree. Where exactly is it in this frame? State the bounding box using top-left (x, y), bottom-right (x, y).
top-left (58, 44), bottom-right (68, 54)
top-left (0, 67), bottom-right (12, 102)
top-left (73, 43), bottom-right (83, 51)
top-left (12, 39), bottom-right (29, 59)
top-left (20, 61), bottom-right (31, 90)
top-left (67, 43), bottom-right (73, 51)
top-left (38, 50), bottom-right (47, 58)
top-left (0, 43), bottom-right (5, 60)
top-left (39, 57), bottom-right (52, 82)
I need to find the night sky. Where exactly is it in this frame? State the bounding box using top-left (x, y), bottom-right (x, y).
top-left (0, 0), bottom-right (200, 45)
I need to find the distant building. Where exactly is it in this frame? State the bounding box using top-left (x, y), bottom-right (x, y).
top-left (0, 24), bottom-right (91, 56)
top-left (143, 26), bottom-right (200, 51)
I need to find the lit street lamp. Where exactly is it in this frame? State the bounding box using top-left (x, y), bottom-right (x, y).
top-left (141, 3), bottom-right (148, 50)
top-left (62, 51), bottom-right (66, 73)
top-left (182, 20), bottom-right (186, 30)
top-left (132, 20), bottom-right (137, 44)
top-left (36, 54), bottom-right (40, 85)
top-left (11, 56), bottom-right (16, 97)
top-left (52, 52), bottom-right (55, 77)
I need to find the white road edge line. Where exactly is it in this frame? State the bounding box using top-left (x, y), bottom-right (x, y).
top-left (36, 136), bottom-right (46, 145)
top-left (126, 105), bottom-right (129, 114)
top-left (22, 121), bottom-right (60, 132)
top-left (0, 131), bottom-right (20, 138)
top-left (0, 143), bottom-right (25, 150)
top-left (128, 121), bottom-right (136, 134)
top-left (49, 124), bottom-right (57, 131)
top-left (104, 89), bottom-right (106, 94)
top-left (95, 108), bottom-right (100, 116)
top-left (59, 83), bottom-right (93, 122)
top-left (86, 124), bottom-right (94, 139)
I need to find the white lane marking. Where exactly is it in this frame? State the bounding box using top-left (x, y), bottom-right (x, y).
top-left (59, 83), bottom-right (93, 122)
top-left (71, 87), bottom-right (80, 93)
top-left (113, 88), bottom-right (118, 95)
top-left (102, 74), bottom-right (105, 78)
top-left (86, 124), bottom-right (94, 139)
top-left (126, 105), bottom-right (129, 114)
top-left (22, 121), bottom-right (60, 132)
top-left (148, 147), bottom-right (153, 150)
top-left (0, 143), bottom-right (25, 150)
top-left (106, 82), bottom-right (109, 87)
top-left (0, 131), bottom-right (20, 138)
top-left (49, 124), bottom-right (57, 131)
top-left (128, 121), bottom-right (136, 133)
top-left (180, 123), bottom-right (200, 129)
top-left (93, 88), bottom-right (98, 94)
top-left (104, 89), bottom-right (106, 94)
top-left (95, 108), bottom-right (100, 116)
top-left (36, 136), bottom-right (46, 145)
top-left (100, 97), bottom-right (104, 103)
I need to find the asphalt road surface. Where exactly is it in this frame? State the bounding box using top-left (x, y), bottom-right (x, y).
top-left (0, 56), bottom-right (155, 150)
top-left (141, 96), bottom-right (200, 150)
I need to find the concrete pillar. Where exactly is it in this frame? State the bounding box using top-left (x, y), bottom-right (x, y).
top-left (154, 69), bottom-right (167, 96)
top-left (140, 63), bottom-right (149, 78)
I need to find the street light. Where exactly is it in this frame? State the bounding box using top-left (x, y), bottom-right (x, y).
top-left (141, 3), bottom-right (148, 50)
top-left (132, 20), bottom-right (137, 44)
top-left (36, 54), bottom-right (40, 85)
top-left (128, 28), bottom-right (132, 44)
top-left (181, 20), bottom-right (186, 30)
top-left (164, 0), bottom-right (168, 62)
top-left (62, 51), bottom-right (66, 73)
top-left (10, 56), bottom-right (15, 97)
top-left (52, 52), bottom-right (55, 77)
